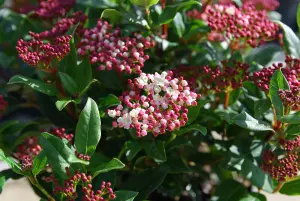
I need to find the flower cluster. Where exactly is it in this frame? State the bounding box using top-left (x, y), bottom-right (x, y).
top-left (188, 3), bottom-right (279, 49)
top-left (29, 11), bottom-right (87, 40)
top-left (16, 35), bottom-right (72, 68)
top-left (252, 56), bottom-right (300, 92)
top-left (262, 136), bottom-right (300, 182)
top-left (173, 61), bottom-right (249, 93)
top-left (0, 94), bottom-right (8, 118)
top-left (77, 19), bottom-right (155, 74)
top-left (14, 128), bottom-right (74, 161)
top-left (20, 156), bottom-right (34, 171)
top-left (47, 168), bottom-right (116, 201)
top-left (75, 151), bottom-right (91, 161)
top-left (107, 71), bottom-right (200, 137)
top-left (278, 89), bottom-right (300, 110)
top-left (243, 0), bottom-right (279, 11)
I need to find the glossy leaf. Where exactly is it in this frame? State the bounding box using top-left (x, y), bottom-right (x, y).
top-left (101, 9), bottom-right (123, 23)
top-left (55, 100), bottom-right (74, 111)
top-left (32, 151), bottom-right (47, 176)
top-left (175, 124), bottom-right (207, 136)
top-left (268, 69), bottom-right (290, 116)
top-left (58, 72), bottom-right (78, 96)
top-left (186, 100), bottom-right (206, 125)
top-left (173, 13), bottom-right (185, 38)
top-left (232, 112), bottom-right (274, 132)
top-left (254, 99), bottom-right (271, 118)
top-left (280, 180), bottom-right (300, 195)
top-left (75, 98), bottom-right (101, 156)
top-left (113, 191), bottom-right (139, 201)
top-left (286, 125), bottom-right (300, 136)
top-left (142, 140), bottom-right (166, 162)
top-left (275, 21), bottom-right (300, 58)
top-left (130, 0), bottom-right (159, 8)
top-left (39, 132), bottom-right (88, 179)
top-left (278, 114), bottom-right (300, 124)
top-left (90, 158), bottom-right (125, 178)
top-left (213, 180), bottom-right (247, 201)
top-left (121, 168), bottom-right (168, 201)
top-left (75, 58), bottom-right (93, 92)
top-left (297, 4), bottom-right (300, 30)
top-left (0, 149), bottom-right (22, 175)
top-left (159, 1), bottom-right (202, 25)
top-left (0, 176), bottom-right (5, 194)
top-left (125, 140), bottom-right (141, 161)
top-left (8, 75), bottom-right (57, 96)
top-left (240, 193), bottom-right (267, 201)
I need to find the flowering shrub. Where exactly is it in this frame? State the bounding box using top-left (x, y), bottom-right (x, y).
top-left (2, 0), bottom-right (300, 200)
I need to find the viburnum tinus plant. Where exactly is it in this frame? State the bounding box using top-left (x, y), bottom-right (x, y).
top-left (2, 0), bottom-right (300, 200)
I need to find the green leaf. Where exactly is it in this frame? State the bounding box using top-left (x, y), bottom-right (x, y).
top-left (58, 72), bottom-right (78, 96)
top-left (186, 100), bottom-right (206, 125)
top-left (164, 156), bottom-right (189, 173)
top-left (275, 21), bottom-right (300, 58)
top-left (286, 124), bottom-right (300, 136)
top-left (245, 44), bottom-right (282, 66)
top-left (213, 180), bottom-right (247, 201)
top-left (90, 158), bottom-right (125, 178)
top-left (130, 0), bottom-right (159, 8)
top-left (101, 9), bottom-right (123, 23)
top-left (79, 79), bottom-right (98, 97)
top-left (175, 124), bottom-right (207, 136)
top-left (39, 132), bottom-right (88, 179)
top-left (232, 112), bottom-right (274, 132)
top-left (75, 98), bottom-right (101, 156)
top-left (55, 100), bottom-right (74, 111)
top-left (241, 159), bottom-right (274, 193)
top-left (0, 0), bottom-right (4, 6)
top-left (0, 149), bottom-right (22, 175)
top-left (280, 179), bottom-right (300, 195)
top-left (142, 140), bottom-right (166, 162)
top-left (240, 193), bottom-right (267, 201)
top-left (278, 114), bottom-right (300, 124)
top-left (159, 1), bottom-right (202, 25)
top-left (173, 13), bottom-right (185, 38)
top-left (75, 58), bottom-right (92, 92)
top-left (268, 69), bottom-right (290, 116)
top-left (8, 75), bottom-right (57, 96)
top-left (113, 191), bottom-right (139, 201)
top-left (0, 176), bottom-right (4, 194)
top-left (254, 99), bottom-right (271, 118)
top-left (125, 140), bottom-right (141, 161)
top-left (99, 94), bottom-right (121, 108)
top-left (32, 151), bottom-right (47, 176)
top-left (121, 168), bottom-right (168, 201)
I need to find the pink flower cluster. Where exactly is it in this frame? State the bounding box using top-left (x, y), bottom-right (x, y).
top-left (14, 128), bottom-right (74, 161)
top-left (29, 11), bottom-right (87, 40)
top-left (243, 0), bottom-right (279, 11)
top-left (262, 136), bottom-right (300, 182)
top-left (47, 168), bottom-right (116, 201)
top-left (35, 0), bottom-right (75, 19)
top-left (16, 35), bottom-right (72, 68)
top-left (252, 56), bottom-right (300, 92)
top-left (173, 61), bottom-right (249, 93)
top-left (188, 3), bottom-right (279, 49)
top-left (77, 19), bottom-right (155, 74)
top-left (107, 71), bottom-right (201, 137)
top-left (0, 94), bottom-right (8, 118)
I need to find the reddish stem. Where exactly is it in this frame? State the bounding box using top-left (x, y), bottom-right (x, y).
top-left (224, 92), bottom-right (230, 109)
top-left (160, 0), bottom-right (168, 39)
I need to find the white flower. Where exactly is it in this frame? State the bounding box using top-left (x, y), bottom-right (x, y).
top-left (117, 113), bottom-right (132, 129)
top-left (129, 109), bottom-right (139, 118)
top-left (136, 73), bottom-right (149, 87)
top-left (225, 7), bottom-right (235, 15)
top-left (108, 110), bottom-right (117, 118)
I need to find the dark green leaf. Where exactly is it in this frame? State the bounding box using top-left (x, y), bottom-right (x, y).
top-left (175, 124), bottom-right (207, 136)
top-left (130, 0), bottom-right (159, 8)
top-left (101, 9), bottom-right (123, 23)
top-left (32, 151), bottom-right (47, 176)
top-left (126, 140), bottom-right (141, 161)
top-left (241, 159), bottom-right (274, 193)
top-left (240, 193), bottom-right (267, 201)
top-left (159, 1), bottom-right (202, 25)
top-left (113, 191), bottom-right (139, 201)
top-left (0, 176), bottom-right (4, 194)
top-left (90, 158), bottom-right (125, 178)
top-left (280, 179), bottom-right (300, 195)
top-left (245, 44), bottom-right (282, 66)
top-left (0, 149), bottom-right (22, 175)
top-left (254, 99), bottom-right (271, 118)
top-left (268, 69), bottom-right (290, 116)
top-left (8, 75), bottom-right (57, 96)
top-left (99, 94), bottom-right (120, 108)
top-left (56, 100), bottom-right (74, 111)
top-left (121, 168), bottom-right (168, 201)
top-left (232, 112), bottom-right (274, 132)
top-left (58, 72), bottom-right (78, 96)
top-left (297, 4), bottom-right (300, 31)
top-left (275, 21), bottom-right (300, 58)
top-left (142, 140), bottom-right (166, 162)
top-left (75, 58), bottom-right (92, 92)
top-left (286, 124), bottom-right (300, 136)
top-left (79, 79), bottom-right (99, 97)
top-left (75, 98), bottom-right (101, 156)
top-left (278, 114), bottom-right (300, 124)
top-left (39, 132), bottom-right (88, 179)
top-left (186, 100), bottom-right (206, 125)
top-left (213, 180), bottom-right (247, 201)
